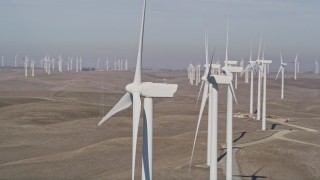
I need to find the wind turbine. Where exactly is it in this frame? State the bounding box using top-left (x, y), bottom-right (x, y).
top-left (70, 58), bottom-right (73, 71)
top-left (76, 58), bottom-right (79, 72)
top-left (190, 48), bottom-right (238, 180)
top-left (222, 17), bottom-right (242, 180)
top-left (52, 58), bottom-right (55, 70)
top-left (294, 53), bottom-right (298, 80)
top-left (98, 1), bottom-right (178, 179)
top-left (30, 60), bottom-right (35, 77)
top-left (275, 53), bottom-right (287, 99)
top-left (1, 56), bottom-right (4, 67)
top-left (315, 59), bottom-right (319, 76)
top-left (58, 55), bottom-right (63, 72)
top-left (242, 41), bottom-right (256, 114)
top-left (256, 52), bottom-right (272, 130)
top-left (256, 34), bottom-right (263, 121)
top-left (47, 58), bottom-right (51, 75)
top-left (79, 57), bottom-right (82, 71)
top-left (193, 32), bottom-right (212, 166)
top-left (106, 58), bottom-right (109, 71)
top-left (24, 56), bottom-right (29, 77)
top-left (15, 54), bottom-right (18, 68)
top-left (125, 59), bottom-right (128, 70)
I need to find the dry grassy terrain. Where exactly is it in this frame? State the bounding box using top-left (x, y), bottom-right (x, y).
top-left (0, 68), bottom-right (319, 179)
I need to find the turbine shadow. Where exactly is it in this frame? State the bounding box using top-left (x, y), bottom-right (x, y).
top-left (217, 151), bottom-right (226, 162)
top-left (235, 166), bottom-right (266, 180)
top-left (233, 131), bottom-right (247, 143)
top-left (271, 123), bottom-right (281, 130)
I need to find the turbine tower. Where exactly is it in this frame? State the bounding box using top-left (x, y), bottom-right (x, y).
top-left (294, 53), bottom-right (298, 80)
top-left (315, 59), bottom-right (319, 76)
top-left (275, 53), bottom-right (287, 99)
top-left (256, 34), bottom-right (263, 121)
top-left (98, 1), bottom-right (178, 180)
top-left (30, 60), bottom-right (35, 77)
top-left (242, 41), bottom-right (256, 115)
top-left (15, 54), bottom-right (18, 68)
top-left (24, 56), bottom-right (29, 77)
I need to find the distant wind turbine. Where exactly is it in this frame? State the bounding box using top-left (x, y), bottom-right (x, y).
top-left (275, 52), bottom-right (287, 99)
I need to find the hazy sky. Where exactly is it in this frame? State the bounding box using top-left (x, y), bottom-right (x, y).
top-left (0, 0), bottom-right (319, 71)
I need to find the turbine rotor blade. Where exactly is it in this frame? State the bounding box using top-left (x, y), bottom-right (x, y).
top-left (132, 92), bottom-right (142, 180)
top-left (189, 82), bottom-right (209, 173)
top-left (195, 81), bottom-right (204, 109)
top-left (275, 66), bottom-right (282, 80)
top-left (98, 92), bottom-right (132, 126)
top-left (229, 82), bottom-right (238, 104)
top-left (206, 48), bottom-right (216, 80)
top-left (133, 0), bottom-right (146, 84)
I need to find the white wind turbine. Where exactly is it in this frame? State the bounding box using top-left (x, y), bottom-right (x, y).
top-left (195, 64), bottom-right (201, 86)
top-left (66, 59), bottom-right (70, 72)
top-left (315, 59), bottom-right (319, 76)
top-left (24, 56), bottom-right (29, 77)
top-left (58, 55), bottom-right (63, 72)
top-left (241, 41), bottom-right (256, 114)
top-left (125, 58), bottom-right (128, 71)
top-left (193, 32), bottom-right (212, 166)
top-left (70, 58), bottom-right (73, 71)
top-left (275, 53), bottom-right (287, 99)
top-left (52, 58), bottom-right (55, 70)
top-left (190, 48), bottom-right (238, 180)
top-left (256, 34), bottom-right (263, 121)
top-left (294, 53), bottom-right (298, 80)
top-left (106, 58), bottom-right (109, 71)
top-left (15, 54), bottom-right (18, 68)
top-left (47, 58), bottom-right (51, 75)
top-left (191, 18), bottom-right (240, 180)
top-left (76, 58), bottom-right (79, 72)
top-left (98, 1), bottom-right (178, 179)
top-left (1, 56), bottom-right (4, 67)
top-left (256, 45), bottom-right (272, 130)
top-left (30, 60), bottom-right (35, 77)
top-left (222, 17), bottom-right (242, 180)
top-left (79, 57), bottom-right (82, 71)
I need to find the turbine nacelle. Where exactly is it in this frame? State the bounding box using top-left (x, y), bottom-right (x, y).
top-left (256, 59), bottom-right (272, 64)
top-left (222, 66), bottom-right (243, 74)
top-left (224, 60), bottom-right (238, 66)
top-left (126, 82), bottom-right (178, 98)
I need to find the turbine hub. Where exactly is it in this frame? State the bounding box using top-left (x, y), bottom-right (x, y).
top-left (125, 83), bottom-right (142, 93)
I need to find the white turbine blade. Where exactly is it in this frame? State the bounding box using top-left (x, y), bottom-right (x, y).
top-left (133, 0), bottom-right (146, 84)
top-left (257, 32), bottom-right (263, 60)
top-left (189, 82), bottom-right (209, 173)
top-left (275, 66), bottom-right (282, 80)
top-left (195, 81), bottom-right (204, 109)
top-left (241, 64), bottom-right (250, 76)
top-left (205, 31), bottom-right (209, 65)
top-left (229, 82), bottom-right (238, 104)
top-left (295, 53), bottom-right (299, 63)
top-left (98, 92), bottom-right (132, 126)
top-left (132, 92), bottom-right (141, 180)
